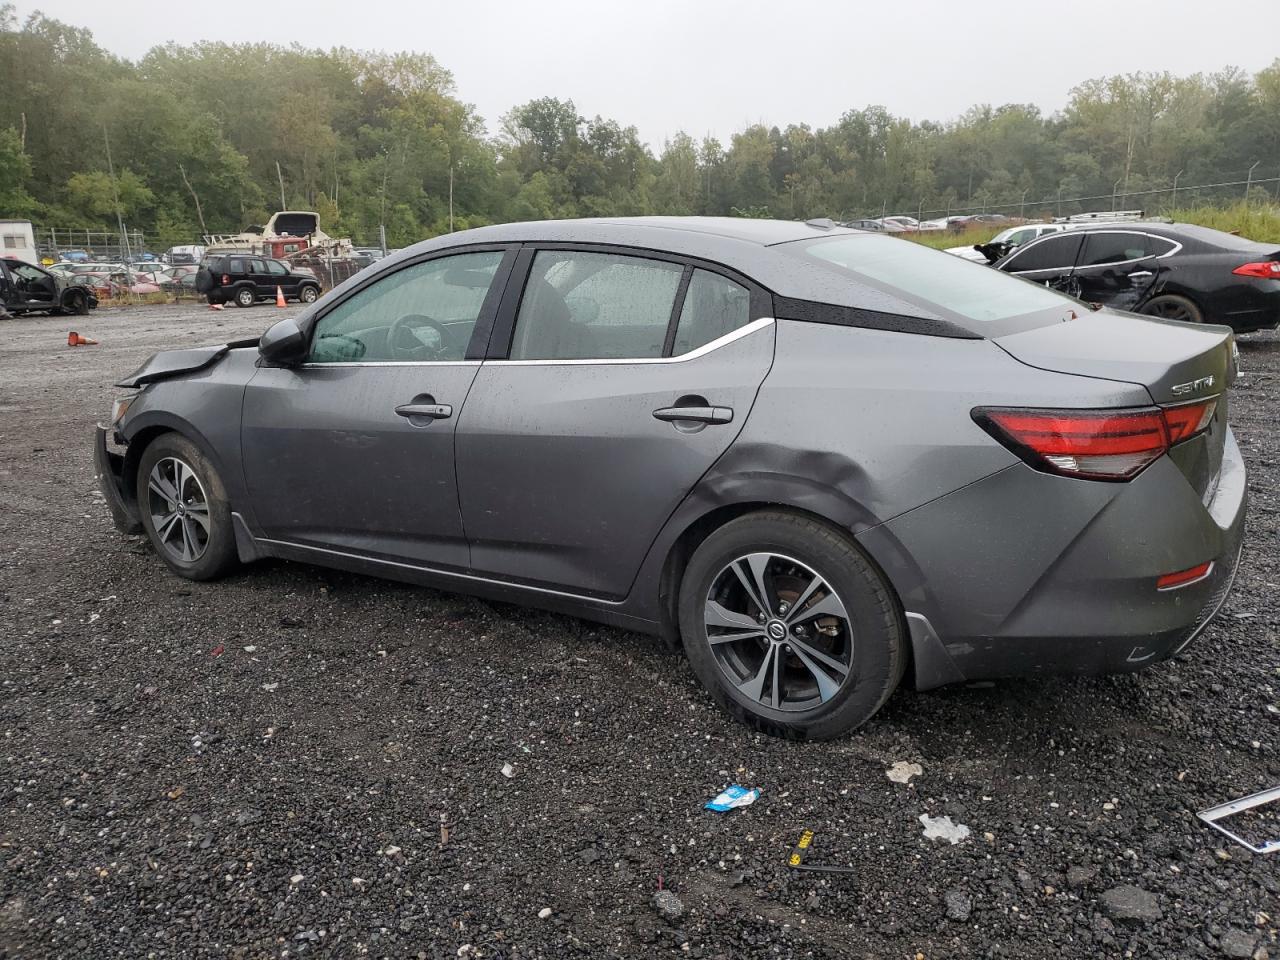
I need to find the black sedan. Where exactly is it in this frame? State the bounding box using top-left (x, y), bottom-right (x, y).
top-left (989, 222), bottom-right (1280, 333)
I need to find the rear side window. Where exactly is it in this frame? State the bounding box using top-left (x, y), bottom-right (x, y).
top-left (509, 251), bottom-right (682, 360)
top-left (227, 258), bottom-right (245, 274)
top-left (1004, 233), bottom-right (1083, 273)
top-left (797, 234), bottom-right (1078, 327)
top-left (672, 270), bottom-right (751, 355)
top-left (1079, 232), bottom-right (1149, 266)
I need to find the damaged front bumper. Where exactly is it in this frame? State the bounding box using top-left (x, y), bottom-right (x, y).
top-left (93, 425), bottom-right (142, 534)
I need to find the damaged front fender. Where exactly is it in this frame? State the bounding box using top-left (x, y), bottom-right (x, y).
top-left (114, 337), bottom-right (259, 388)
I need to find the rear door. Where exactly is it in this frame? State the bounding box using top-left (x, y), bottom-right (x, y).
top-left (247, 258), bottom-right (275, 299)
top-left (454, 247), bottom-right (775, 598)
top-left (241, 246), bottom-right (514, 568)
top-left (1072, 231), bottom-right (1170, 311)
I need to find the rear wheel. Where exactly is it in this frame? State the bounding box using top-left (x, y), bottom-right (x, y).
top-left (234, 286), bottom-right (255, 308)
top-left (678, 511), bottom-right (905, 740)
top-left (1141, 294), bottom-right (1203, 324)
top-left (137, 434), bottom-right (239, 581)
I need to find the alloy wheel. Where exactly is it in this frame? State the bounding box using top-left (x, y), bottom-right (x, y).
top-left (146, 457), bottom-right (211, 563)
top-left (1146, 300), bottom-right (1195, 322)
top-left (704, 552), bottom-right (854, 712)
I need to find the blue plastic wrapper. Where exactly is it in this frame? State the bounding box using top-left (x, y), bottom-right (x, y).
top-left (705, 784), bottom-right (761, 812)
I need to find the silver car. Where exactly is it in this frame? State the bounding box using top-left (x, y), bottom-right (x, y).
top-left (95, 218), bottom-right (1246, 739)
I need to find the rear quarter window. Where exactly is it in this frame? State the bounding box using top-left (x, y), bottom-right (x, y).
top-left (793, 234), bottom-right (1079, 334)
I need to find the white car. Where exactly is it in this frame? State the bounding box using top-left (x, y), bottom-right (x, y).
top-left (944, 223), bottom-right (1071, 262)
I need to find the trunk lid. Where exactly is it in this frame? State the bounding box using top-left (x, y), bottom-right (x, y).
top-left (994, 309), bottom-right (1234, 498)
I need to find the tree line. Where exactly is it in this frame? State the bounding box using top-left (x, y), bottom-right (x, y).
top-left (2, 5), bottom-right (1279, 251)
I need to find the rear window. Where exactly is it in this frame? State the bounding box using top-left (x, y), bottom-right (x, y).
top-left (794, 234), bottom-right (1079, 332)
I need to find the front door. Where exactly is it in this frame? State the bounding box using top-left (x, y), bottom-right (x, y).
top-left (240, 247), bottom-right (512, 569)
top-left (264, 258), bottom-right (297, 297)
top-left (8, 262), bottom-right (59, 310)
top-left (455, 249), bottom-right (775, 598)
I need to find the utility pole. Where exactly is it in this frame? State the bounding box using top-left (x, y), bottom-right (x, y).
top-left (449, 160), bottom-right (454, 232)
top-left (276, 161), bottom-right (287, 210)
top-left (1112, 178), bottom-right (1123, 212)
top-left (1246, 161), bottom-right (1260, 204)
top-left (178, 164), bottom-right (208, 238)
top-left (1171, 169), bottom-right (1183, 210)
top-left (1057, 186), bottom-right (1063, 218)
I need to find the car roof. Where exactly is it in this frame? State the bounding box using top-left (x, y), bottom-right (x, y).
top-left (387, 216), bottom-right (950, 321)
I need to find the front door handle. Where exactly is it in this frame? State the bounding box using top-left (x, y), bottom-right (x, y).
top-left (394, 402), bottom-right (452, 420)
top-left (1128, 270), bottom-right (1154, 279)
top-left (652, 405), bottom-right (733, 425)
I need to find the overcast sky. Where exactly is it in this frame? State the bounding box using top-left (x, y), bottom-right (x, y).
top-left (19, 0), bottom-right (1279, 149)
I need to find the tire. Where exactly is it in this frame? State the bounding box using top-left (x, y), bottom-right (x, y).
top-left (298, 284), bottom-right (319, 304)
top-left (64, 289), bottom-right (90, 316)
top-left (1141, 294), bottom-right (1203, 324)
top-left (136, 433), bottom-right (239, 581)
top-left (194, 267), bottom-right (215, 294)
top-left (678, 511), bottom-right (906, 740)
top-left (234, 286), bottom-right (255, 308)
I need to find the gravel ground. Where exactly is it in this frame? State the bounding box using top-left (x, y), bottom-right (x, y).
top-left (1, 303), bottom-right (1278, 959)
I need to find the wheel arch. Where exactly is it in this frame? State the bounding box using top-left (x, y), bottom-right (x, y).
top-left (653, 497), bottom-right (908, 652)
top-left (119, 413), bottom-right (232, 506)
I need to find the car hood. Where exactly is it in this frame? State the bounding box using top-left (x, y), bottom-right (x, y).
top-left (115, 337), bottom-right (259, 388)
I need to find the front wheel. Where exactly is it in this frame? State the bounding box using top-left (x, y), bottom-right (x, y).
top-left (298, 285), bottom-right (319, 304)
top-left (678, 511), bottom-right (906, 740)
top-left (137, 434), bottom-right (239, 581)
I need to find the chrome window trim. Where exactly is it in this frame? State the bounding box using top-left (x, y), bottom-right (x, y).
top-left (487, 316), bottom-right (774, 367)
top-left (1010, 229), bottom-right (1183, 277)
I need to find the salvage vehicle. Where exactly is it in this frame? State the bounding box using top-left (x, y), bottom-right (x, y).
top-left (990, 221), bottom-right (1280, 333)
top-left (95, 217), bottom-right (1246, 739)
top-left (194, 254), bottom-right (322, 307)
top-left (945, 222), bottom-right (1073, 262)
top-left (1, 257), bottom-right (97, 315)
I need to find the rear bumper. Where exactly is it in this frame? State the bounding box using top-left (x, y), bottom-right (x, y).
top-left (866, 426), bottom-right (1248, 688)
top-left (93, 425), bottom-right (142, 534)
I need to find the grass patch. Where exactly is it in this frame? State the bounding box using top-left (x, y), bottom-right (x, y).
top-left (907, 227), bottom-right (1001, 251)
top-left (1167, 202), bottom-right (1280, 244)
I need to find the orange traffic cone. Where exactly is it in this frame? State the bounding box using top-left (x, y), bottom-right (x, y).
top-left (275, 286), bottom-right (287, 308)
top-left (67, 331), bottom-right (99, 346)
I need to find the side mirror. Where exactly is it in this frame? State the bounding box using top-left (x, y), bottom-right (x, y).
top-left (258, 316), bottom-right (307, 365)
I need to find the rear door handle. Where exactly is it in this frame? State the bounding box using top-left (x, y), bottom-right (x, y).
top-left (652, 405), bottom-right (733, 425)
top-left (394, 402), bottom-right (452, 420)
top-left (1129, 270), bottom-right (1154, 279)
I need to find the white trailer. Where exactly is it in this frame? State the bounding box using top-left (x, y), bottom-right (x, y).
top-left (0, 219), bottom-right (38, 265)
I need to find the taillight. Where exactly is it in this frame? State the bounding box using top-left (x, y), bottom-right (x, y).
top-left (1232, 261), bottom-right (1280, 279)
top-left (221, 274), bottom-right (230, 285)
top-left (1161, 398), bottom-right (1217, 443)
top-left (973, 399), bottom-right (1217, 481)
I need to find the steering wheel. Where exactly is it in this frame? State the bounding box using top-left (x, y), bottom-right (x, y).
top-left (387, 314), bottom-right (450, 361)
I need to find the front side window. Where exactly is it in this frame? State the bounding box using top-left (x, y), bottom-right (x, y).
top-left (1004, 233), bottom-right (1083, 273)
top-left (509, 251), bottom-right (683, 360)
top-left (672, 269), bottom-right (751, 355)
top-left (308, 251), bottom-right (502, 363)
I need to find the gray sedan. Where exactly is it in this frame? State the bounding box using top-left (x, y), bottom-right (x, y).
top-left (94, 217), bottom-right (1246, 739)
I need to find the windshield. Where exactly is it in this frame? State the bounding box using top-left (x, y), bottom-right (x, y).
top-left (791, 234), bottom-right (1080, 335)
